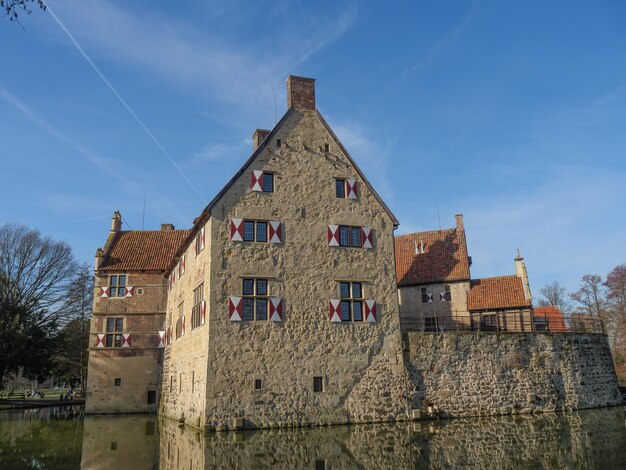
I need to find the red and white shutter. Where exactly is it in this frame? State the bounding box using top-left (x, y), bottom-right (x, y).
top-left (346, 179), bottom-right (358, 199)
top-left (440, 292), bottom-right (445, 302)
top-left (269, 297), bottom-right (283, 322)
top-left (250, 170), bottom-right (264, 192)
top-left (125, 286), bottom-right (134, 298)
top-left (228, 296), bottom-right (243, 321)
top-left (200, 300), bottom-right (206, 325)
top-left (121, 333), bottom-right (131, 348)
top-left (329, 299), bottom-right (342, 322)
top-left (230, 218), bottom-right (244, 241)
top-left (327, 225), bottom-right (339, 247)
top-left (365, 300), bottom-right (377, 323)
top-left (100, 287), bottom-right (110, 298)
top-left (200, 226), bottom-right (205, 251)
top-left (158, 331), bottom-right (166, 348)
top-left (96, 333), bottom-right (105, 348)
top-left (361, 227), bottom-right (373, 249)
top-left (269, 221), bottom-right (282, 244)
top-left (427, 293), bottom-right (433, 303)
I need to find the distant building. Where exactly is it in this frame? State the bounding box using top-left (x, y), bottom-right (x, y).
top-left (533, 306), bottom-right (566, 332)
top-left (396, 217), bottom-right (533, 332)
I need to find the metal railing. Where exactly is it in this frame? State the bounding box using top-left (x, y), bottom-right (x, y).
top-left (400, 311), bottom-right (606, 335)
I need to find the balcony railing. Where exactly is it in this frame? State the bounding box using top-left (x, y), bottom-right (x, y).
top-left (400, 311), bottom-right (606, 335)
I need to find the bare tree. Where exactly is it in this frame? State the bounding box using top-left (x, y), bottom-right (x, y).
top-left (538, 281), bottom-right (571, 313)
top-left (605, 264), bottom-right (626, 356)
top-left (0, 223), bottom-right (80, 386)
top-left (570, 274), bottom-right (606, 317)
top-left (1, 0), bottom-right (45, 23)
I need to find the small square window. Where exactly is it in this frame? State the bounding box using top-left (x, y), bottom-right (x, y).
top-left (313, 376), bottom-right (324, 393)
top-left (147, 390), bottom-right (156, 404)
top-left (137, 288), bottom-right (144, 295)
top-left (254, 379), bottom-right (262, 390)
top-left (243, 221), bottom-right (255, 241)
top-left (276, 139), bottom-right (281, 148)
top-left (324, 143), bottom-right (329, 152)
top-left (110, 441), bottom-right (118, 450)
top-left (262, 173), bottom-right (274, 193)
top-left (243, 279), bottom-right (255, 296)
top-left (335, 179), bottom-right (345, 198)
top-left (315, 460), bottom-right (327, 470)
top-left (114, 378), bottom-right (121, 386)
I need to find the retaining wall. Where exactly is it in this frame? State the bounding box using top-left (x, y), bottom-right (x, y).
top-left (404, 332), bottom-right (623, 417)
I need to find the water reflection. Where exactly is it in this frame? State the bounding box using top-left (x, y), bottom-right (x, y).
top-left (1, 406), bottom-right (626, 468)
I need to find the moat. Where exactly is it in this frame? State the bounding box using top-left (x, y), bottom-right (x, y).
top-left (1, 406), bottom-right (626, 469)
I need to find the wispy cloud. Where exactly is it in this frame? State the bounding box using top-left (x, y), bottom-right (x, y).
top-left (0, 84), bottom-right (134, 188)
top-left (46, 0), bottom-right (357, 114)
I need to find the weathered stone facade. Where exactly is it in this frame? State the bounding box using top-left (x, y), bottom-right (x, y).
top-left (157, 76), bottom-right (408, 430)
top-left (405, 332), bottom-right (623, 418)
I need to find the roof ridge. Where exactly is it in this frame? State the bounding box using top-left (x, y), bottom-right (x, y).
top-left (395, 228), bottom-right (457, 239)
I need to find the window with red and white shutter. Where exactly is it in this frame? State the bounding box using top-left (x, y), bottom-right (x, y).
top-left (346, 179), bottom-right (358, 199)
top-left (250, 170), bottom-right (264, 192)
top-left (327, 225), bottom-right (373, 249)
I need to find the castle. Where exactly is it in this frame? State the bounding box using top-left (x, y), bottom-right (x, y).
top-left (86, 76), bottom-right (622, 430)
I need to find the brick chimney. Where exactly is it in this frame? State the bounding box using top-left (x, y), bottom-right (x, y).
top-left (287, 75), bottom-right (315, 111)
top-left (161, 223), bottom-right (175, 231)
top-left (111, 211), bottom-right (122, 232)
top-left (253, 129), bottom-right (270, 150)
top-left (455, 214), bottom-right (464, 230)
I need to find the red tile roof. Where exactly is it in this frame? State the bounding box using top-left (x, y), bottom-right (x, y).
top-left (99, 230), bottom-right (190, 271)
top-left (395, 228), bottom-right (470, 287)
top-left (467, 275), bottom-right (531, 311)
top-left (534, 306), bottom-right (566, 332)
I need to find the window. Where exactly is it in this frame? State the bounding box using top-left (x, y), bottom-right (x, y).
top-left (114, 378), bottom-right (121, 386)
top-left (242, 278), bottom-right (269, 321)
top-left (243, 220), bottom-right (270, 242)
top-left (105, 317), bottom-right (123, 347)
top-left (276, 139), bottom-right (281, 148)
top-left (424, 317), bottom-right (438, 332)
top-left (254, 379), bottom-right (262, 390)
top-left (335, 179), bottom-right (346, 198)
top-left (421, 287), bottom-right (429, 303)
top-left (339, 282), bottom-right (363, 322)
top-left (191, 284), bottom-right (204, 329)
top-left (324, 143), bottom-right (330, 152)
top-left (315, 460), bottom-right (327, 470)
top-left (313, 376), bottom-right (324, 393)
top-left (108, 275), bottom-right (126, 297)
top-left (442, 285), bottom-right (452, 302)
top-left (337, 225), bottom-right (362, 247)
top-left (262, 172), bottom-right (274, 193)
top-left (175, 302), bottom-right (184, 339)
top-left (147, 390), bottom-right (156, 404)
top-left (194, 229), bottom-right (205, 255)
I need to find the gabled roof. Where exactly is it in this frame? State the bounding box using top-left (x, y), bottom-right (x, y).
top-left (99, 230), bottom-right (190, 272)
top-left (467, 275), bottom-right (531, 311)
top-left (166, 108), bottom-right (399, 274)
top-left (395, 228), bottom-right (470, 287)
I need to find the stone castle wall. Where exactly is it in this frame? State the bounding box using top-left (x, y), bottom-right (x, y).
top-left (405, 331), bottom-right (623, 418)
top-left (201, 109), bottom-right (408, 430)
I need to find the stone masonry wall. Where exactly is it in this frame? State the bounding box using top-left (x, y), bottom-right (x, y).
top-left (405, 332), bottom-right (623, 418)
top-left (86, 271), bottom-right (167, 413)
top-left (159, 219), bottom-right (213, 428)
top-left (203, 109), bottom-right (408, 430)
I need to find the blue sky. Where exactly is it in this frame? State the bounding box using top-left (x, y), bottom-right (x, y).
top-left (1, 0), bottom-right (625, 296)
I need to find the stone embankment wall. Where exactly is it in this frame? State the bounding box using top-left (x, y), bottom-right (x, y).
top-left (405, 332), bottom-right (623, 417)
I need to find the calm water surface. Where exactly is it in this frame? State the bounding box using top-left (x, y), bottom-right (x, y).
top-left (1, 406), bottom-right (626, 469)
